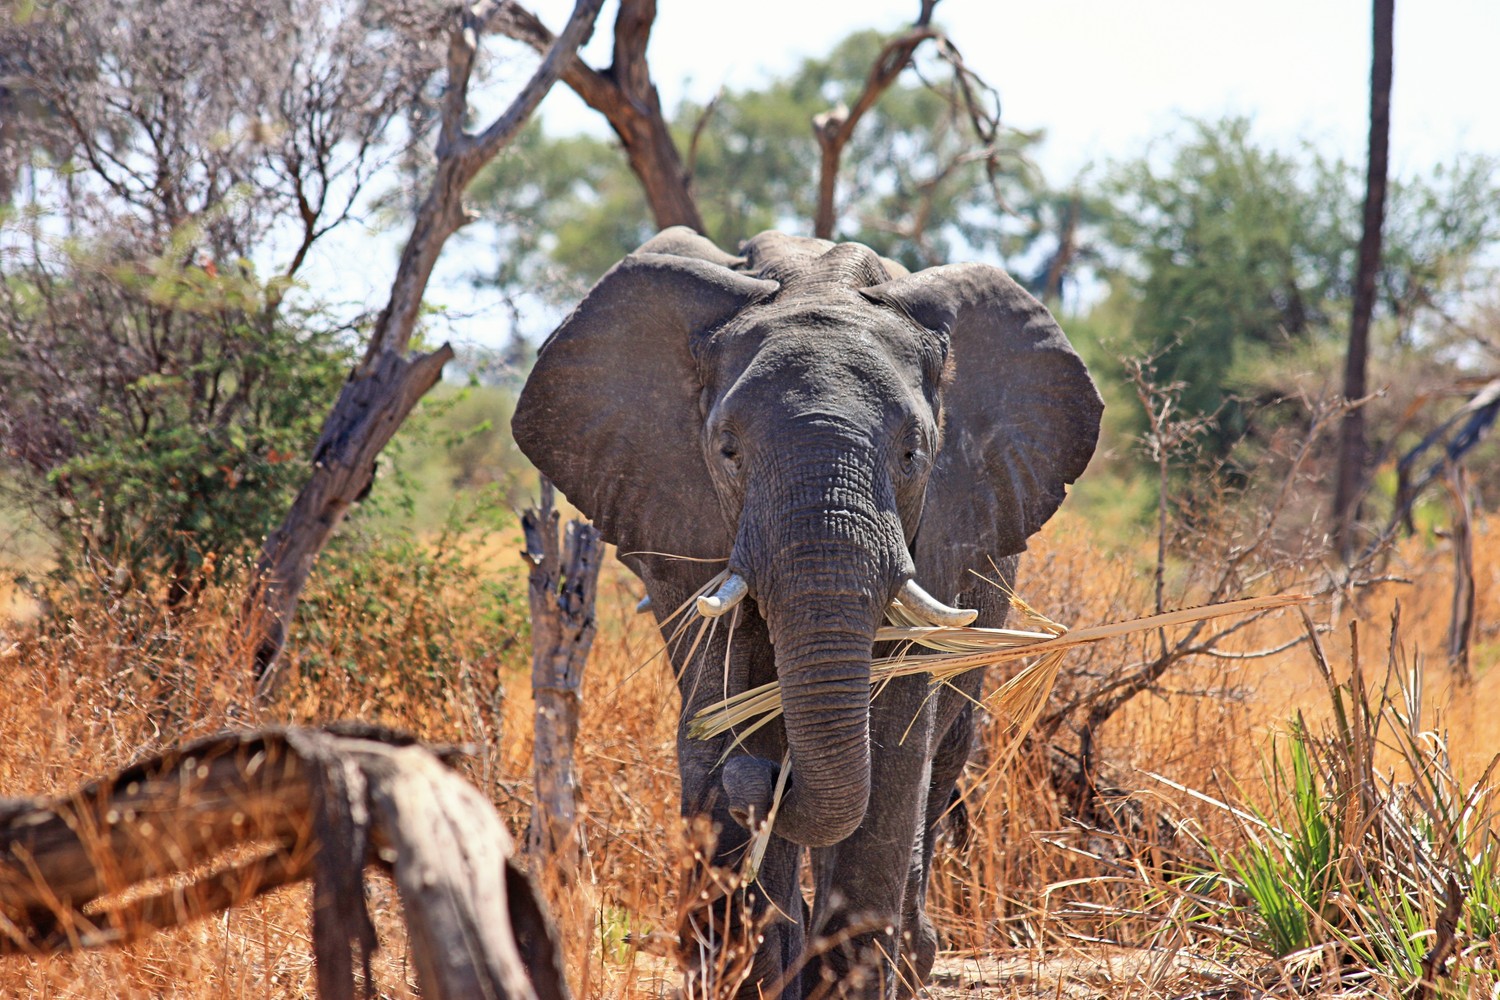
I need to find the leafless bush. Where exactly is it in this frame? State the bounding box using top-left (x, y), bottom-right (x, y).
top-left (3, 0), bottom-right (446, 265)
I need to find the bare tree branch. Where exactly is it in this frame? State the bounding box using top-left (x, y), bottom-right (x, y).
top-left (685, 87), bottom-right (724, 181)
top-left (492, 0), bottom-right (704, 231)
top-left (812, 16), bottom-right (939, 240)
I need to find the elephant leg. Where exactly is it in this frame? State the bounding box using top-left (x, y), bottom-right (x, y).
top-left (893, 573), bottom-right (1013, 994)
top-left (898, 685), bottom-right (980, 996)
top-left (803, 673), bottom-right (936, 999)
top-left (663, 593), bottom-right (806, 999)
top-left (680, 829), bottom-right (806, 1000)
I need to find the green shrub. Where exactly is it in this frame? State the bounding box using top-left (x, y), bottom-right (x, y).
top-left (1, 243), bottom-right (350, 606)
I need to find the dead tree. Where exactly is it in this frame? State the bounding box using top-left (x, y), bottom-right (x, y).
top-left (1332, 0), bottom-right (1395, 559)
top-left (493, 0), bottom-right (704, 231)
top-left (522, 478), bottom-right (603, 877)
top-left (1385, 377), bottom-right (1498, 677)
top-left (812, 1), bottom-right (940, 239)
top-left (245, 0), bottom-right (605, 691)
top-left (0, 725), bottom-right (568, 1000)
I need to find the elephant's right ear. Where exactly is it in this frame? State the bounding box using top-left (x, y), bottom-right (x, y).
top-left (513, 252), bottom-right (777, 566)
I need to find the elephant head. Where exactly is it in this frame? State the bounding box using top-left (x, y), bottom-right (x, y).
top-left (513, 227), bottom-right (1102, 847)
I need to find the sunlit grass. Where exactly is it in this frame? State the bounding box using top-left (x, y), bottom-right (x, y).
top-left (0, 510), bottom-right (1495, 997)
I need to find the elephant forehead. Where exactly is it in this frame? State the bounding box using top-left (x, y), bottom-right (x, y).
top-left (717, 296), bottom-right (924, 371)
top-left (716, 337), bottom-right (922, 426)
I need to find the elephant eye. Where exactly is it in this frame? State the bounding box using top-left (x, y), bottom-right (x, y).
top-left (900, 428), bottom-right (929, 478)
top-left (719, 431), bottom-right (742, 474)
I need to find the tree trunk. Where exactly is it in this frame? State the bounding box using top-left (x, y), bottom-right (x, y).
top-left (523, 478), bottom-right (603, 877)
top-left (1332, 0), bottom-right (1393, 560)
top-left (247, 346), bottom-right (452, 688)
top-left (242, 0), bottom-right (604, 690)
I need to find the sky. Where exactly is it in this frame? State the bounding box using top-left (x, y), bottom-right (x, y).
top-left (532, 0), bottom-right (1500, 178)
top-left (309, 0), bottom-right (1500, 350)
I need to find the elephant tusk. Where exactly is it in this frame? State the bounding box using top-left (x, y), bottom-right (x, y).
top-left (635, 595), bottom-right (653, 614)
top-left (894, 578), bottom-right (978, 627)
top-left (697, 573), bottom-right (748, 618)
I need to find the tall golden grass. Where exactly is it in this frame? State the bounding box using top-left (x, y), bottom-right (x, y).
top-left (0, 509), bottom-right (1494, 997)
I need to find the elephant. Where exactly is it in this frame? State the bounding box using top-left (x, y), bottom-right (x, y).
top-left (512, 227), bottom-right (1102, 999)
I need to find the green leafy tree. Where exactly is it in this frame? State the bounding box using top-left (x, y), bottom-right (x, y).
top-left (1103, 116), bottom-right (1500, 451)
top-left (0, 244), bottom-right (351, 606)
top-left (0, 0), bottom-right (451, 617)
top-left (1106, 118), bottom-right (1356, 438)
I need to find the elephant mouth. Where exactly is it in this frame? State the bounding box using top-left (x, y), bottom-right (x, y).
top-left (696, 572), bottom-right (976, 627)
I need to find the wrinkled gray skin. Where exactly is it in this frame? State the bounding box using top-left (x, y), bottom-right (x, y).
top-left (513, 228), bottom-right (1102, 999)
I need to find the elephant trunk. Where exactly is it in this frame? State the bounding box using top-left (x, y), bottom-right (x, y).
top-left (763, 587), bottom-right (881, 846)
top-left (723, 471), bottom-right (910, 848)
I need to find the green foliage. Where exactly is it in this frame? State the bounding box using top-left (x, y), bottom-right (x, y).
top-left (0, 241), bottom-right (351, 603)
top-left (367, 382), bottom-right (533, 536)
top-left (1214, 730), bottom-right (1339, 955)
top-left (474, 125), bottom-right (654, 305)
top-left (598, 904), bottom-right (649, 965)
top-left (1381, 156), bottom-right (1500, 343)
top-left (1106, 118), bottom-right (1355, 440)
top-left (1103, 117), bottom-right (1500, 453)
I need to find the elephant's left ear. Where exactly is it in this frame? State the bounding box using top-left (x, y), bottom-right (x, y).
top-left (861, 264), bottom-right (1102, 568)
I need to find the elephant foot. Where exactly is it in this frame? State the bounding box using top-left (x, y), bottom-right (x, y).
top-left (896, 910), bottom-right (937, 999)
top-left (803, 910), bottom-right (908, 1000)
top-left (682, 883), bottom-right (805, 1000)
top-left (680, 822), bottom-right (808, 1000)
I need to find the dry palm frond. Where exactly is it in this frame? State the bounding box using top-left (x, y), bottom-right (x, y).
top-left (689, 592), bottom-right (1314, 745)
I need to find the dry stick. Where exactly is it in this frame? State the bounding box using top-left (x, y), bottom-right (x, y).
top-left (1416, 874), bottom-right (1464, 1000)
top-left (244, 0), bottom-right (606, 692)
top-left (524, 478), bottom-right (604, 878)
top-left (1440, 462), bottom-right (1476, 677)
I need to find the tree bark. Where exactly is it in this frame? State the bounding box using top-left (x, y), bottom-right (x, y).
top-left (1332, 0), bottom-right (1393, 560)
top-left (494, 0), bottom-right (704, 232)
top-left (1442, 463), bottom-right (1475, 678)
top-left (523, 478), bottom-right (603, 878)
top-left (0, 725), bottom-right (569, 1000)
top-left (1042, 193), bottom-right (1081, 303)
top-left (243, 0), bottom-right (605, 690)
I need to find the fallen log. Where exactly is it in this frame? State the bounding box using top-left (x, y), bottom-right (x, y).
top-left (0, 724), bottom-right (567, 1000)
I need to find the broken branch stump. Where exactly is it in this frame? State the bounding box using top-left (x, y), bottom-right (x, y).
top-left (523, 477), bottom-right (603, 877)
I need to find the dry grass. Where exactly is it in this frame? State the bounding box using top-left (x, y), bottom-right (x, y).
top-left (0, 509), bottom-right (1495, 998)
